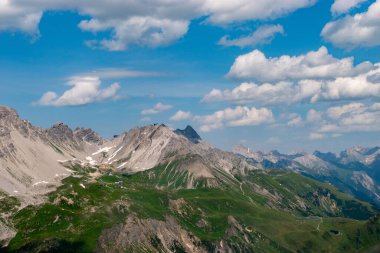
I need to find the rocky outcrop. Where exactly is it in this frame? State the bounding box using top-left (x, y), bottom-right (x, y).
top-left (0, 106), bottom-right (99, 203)
top-left (74, 127), bottom-right (105, 145)
top-left (95, 215), bottom-right (208, 253)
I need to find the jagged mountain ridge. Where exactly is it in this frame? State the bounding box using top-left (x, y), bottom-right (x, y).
top-left (234, 144), bottom-right (380, 206)
top-left (0, 107), bottom-right (101, 203)
top-left (0, 106), bottom-right (255, 203)
top-left (2, 106), bottom-right (380, 252)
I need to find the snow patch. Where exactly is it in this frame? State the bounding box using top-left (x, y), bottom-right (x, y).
top-left (117, 162), bottom-right (128, 169)
top-left (55, 173), bottom-right (68, 177)
top-left (92, 146), bottom-right (114, 156)
top-left (107, 146), bottom-right (123, 163)
top-left (32, 181), bottom-right (49, 186)
top-left (86, 156), bottom-right (97, 165)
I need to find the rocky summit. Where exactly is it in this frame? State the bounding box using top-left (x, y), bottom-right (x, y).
top-left (1, 106), bottom-right (380, 253)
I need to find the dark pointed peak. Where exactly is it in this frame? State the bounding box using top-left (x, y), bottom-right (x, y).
top-left (174, 125), bottom-right (201, 144)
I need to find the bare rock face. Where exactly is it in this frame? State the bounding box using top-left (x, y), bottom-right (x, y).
top-left (0, 106), bottom-right (18, 120)
top-left (95, 215), bottom-right (208, 253)
top-left (85, 124), bottom-right (257, 189)
top-left (47, 122), bottom-right (74, 142)
top-left (0, 106), bottom-right (101, 203)
top-left (74, 127), bottom-right (105, 145)
top-left (0, 107), bottom-right (20, 158)
top-left (0, 221), bottom-right (16, 247)
top-left (0, 106), bottom-right (257, 203)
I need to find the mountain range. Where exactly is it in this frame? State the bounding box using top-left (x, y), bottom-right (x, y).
top-left (233, 144), bottom-right (380, 207)
top-left (1, 105), bottom-right (380, 253)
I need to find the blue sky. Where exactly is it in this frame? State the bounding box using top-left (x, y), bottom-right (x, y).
top-left (1, 0), bottom-right (380, 153)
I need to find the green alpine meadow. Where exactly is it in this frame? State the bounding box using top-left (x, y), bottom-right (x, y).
top-left (2, 0), bottom-right (380, 252)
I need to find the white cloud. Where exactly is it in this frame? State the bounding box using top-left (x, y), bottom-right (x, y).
top-left (204, 64), bottom-right (380, 105)
top-left (203, 0), bottom-right (316, 24)
top-left (227, 46), bottom-right (373, 82)
top-left (195, 106), bottom-right (274, 132)
top-left (0, 0), bottom-right (42, 35)
top-left (0, 0), bottom-right (316, 50)
top-left (203, 80), bottom-right (321, 105)
top-left (326, 102), bottom-right (365, 119)
top-left (141, 102), bottom-right (172, 115)
top-left (170, 110), bottom-right (194, 121)
top-left (79, 16), bottom-right (190, 51)
top-left (331, 0), bottom-right (368, 15)
top-left (322, 0), bottom-right (380, 49)
top-left (36, 76), bottom-right (120, 106)
top-left (287, 113), bottom-right (303, 127)
top-left (313, 67), bottom-right (380, 102)
top-left (218, 25), bottom-right (284, 48)
top-left (309, 102), bottom-right (380, 138)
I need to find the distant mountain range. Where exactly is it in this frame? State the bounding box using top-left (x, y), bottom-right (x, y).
top-left (233, 144), bottom-right (380, 207)
top-left (1, 105), bottom-right (380, 252)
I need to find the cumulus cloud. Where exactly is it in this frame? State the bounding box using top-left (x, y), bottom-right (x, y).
top-left (170, 110), bottom-right (194, 121)
top-left (195, 106), bottom-right (274, 132)
top-left (331, 0), bottom-right (368, 15)
top-left (322, 0), bottom-right (380, 49)
top-left (141, 102), bottom-right (172, 115)
top-left (79, 17), bottom-right (190, 51)
top-left (203, 0), bottom-right (316, 24)
top-left (0, 1), bottom-right (42, 35)
top-left (227, 46), bottom-right (373, 82)
top-left (218, 25), bottom-right (284, 48)
top-left (36, 76), bottom-right (120, 107)
top-left (287, 113), bottom-right (304, 127)
top-left (0, 0), bottom-right (316, 50)
top-left (308, 102), bottom-right (380, 139)
top-left (204, 64), bottom-right (380, 105)
top-left (326, 102), bottom-right (365, 119)
top-left (202, 80), bottom-right (321, 105)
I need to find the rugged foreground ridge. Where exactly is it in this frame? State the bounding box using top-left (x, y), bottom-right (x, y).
top-left (1, 106), bottom-right (380, 252)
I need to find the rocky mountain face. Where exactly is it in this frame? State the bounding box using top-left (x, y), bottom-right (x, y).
top-left (234, 144), bottom-right (380, 206)
top-left (2, 106), bottom-right (380, 252)
top-left (0, 106), bottom-right (255, 204)
top-left (81, 123), bottom-right (256, 190)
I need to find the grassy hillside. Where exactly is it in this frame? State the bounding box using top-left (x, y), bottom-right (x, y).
top-left (2, 162), bottom-right (380, 253)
